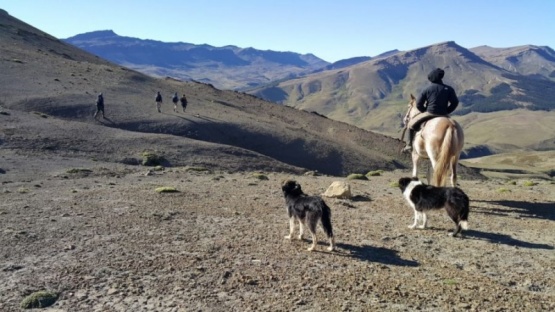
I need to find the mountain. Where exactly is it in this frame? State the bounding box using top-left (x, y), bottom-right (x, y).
top-left (471, 45), bottom-right (555, 80)
top-left (250, 41), bottom-right (555, 155)
top-left (0, 9), bottom-right (438, 177)
top-left (64, 30), bottom-right (329, 90)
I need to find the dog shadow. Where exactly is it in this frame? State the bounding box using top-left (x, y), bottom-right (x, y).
top-left (463, 230), bottom-right (554, 250)
top-left (334, 243), bottom-right (419, 267)
top-left (473, 199), bottom-right (555, 221)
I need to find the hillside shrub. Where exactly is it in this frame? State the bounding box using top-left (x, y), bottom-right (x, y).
top-left (253, 173), bottom-right (269, 180)
top-left (347, 174), bottom-right (368, 180)
top-left (20, 291), bottom-right (58, 309)
top-left (141, 151), bottom-right (163, 166)
top-left (522, 180), bottom-right (538, 187)
top-left (366, 170), bottom-right (383, 177)
top-left (155, 186), bottom-right (178, 193)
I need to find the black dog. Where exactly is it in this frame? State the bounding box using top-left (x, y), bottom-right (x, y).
top-left (281, 180), bottom-right (335, 251)
top-left (398, 177), bottom-right (469, 237)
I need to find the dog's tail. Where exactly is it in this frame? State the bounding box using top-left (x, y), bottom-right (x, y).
top-left (321, 203), bottom-right (334, 238)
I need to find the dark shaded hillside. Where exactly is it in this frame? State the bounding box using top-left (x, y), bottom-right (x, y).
top-left (64, 30), bottom-right (329, 90)
top-left (1, 10), bottom-right (432, 177)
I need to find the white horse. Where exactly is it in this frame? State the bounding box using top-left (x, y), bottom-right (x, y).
top-left (403, 94), bottom-right (465, 186)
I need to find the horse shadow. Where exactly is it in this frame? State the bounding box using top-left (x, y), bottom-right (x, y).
top-left (334, 243), bottom-right (419, 267)
top-left (463, 229), bottom-right (553, 250)
top-left (473, 199), bottom-right (555, 221)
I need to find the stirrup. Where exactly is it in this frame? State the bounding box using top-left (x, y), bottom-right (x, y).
top-left (401, 145), bottom-right (413, 153)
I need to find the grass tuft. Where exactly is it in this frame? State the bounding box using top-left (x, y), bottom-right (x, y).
top-left (366, 170), bottom-right (383, 177)
top-left (155, 186), bottom-right (178, 193)
top-left (522, 180), bottom-right (538, 187)
top-left (66, 168), bottom-right (93, 174)
top-left (20, 291), bottom-right (58, 309)
top-left (497, 187), bottom-right (511, 193)
top-left (141, 151), bottom-right (163, 166)
top-left (389, 181), bottom-right (399, 188)
top-left (253, 173), bottom-right (269, 180)
top-left (347, 173), bottom-right (368, 180)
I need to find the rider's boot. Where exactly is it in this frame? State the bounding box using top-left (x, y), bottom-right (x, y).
top-left (402, 129), bottom-right (415, 153)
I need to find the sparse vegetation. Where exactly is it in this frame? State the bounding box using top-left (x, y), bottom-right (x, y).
top-left (141, 151), bottom-right (163, 166)
top-left (366, 170), bottom-right (383, 177)
top-left (389, 181), bottom-right (399, 187)
top-left (17, 188), bottom-right (30, 194)
top-left (505, 180), bottom-right (517, 185)
top-left (66, 168), bottom-right (93, 174)
top-left (522, 180), bottom-right (538, 187)
top-left (347, 173), bottom-right (367, 180)
top-left (155, 186), bottom-right (178, 193)
top-left (185, 166), bottom-right (210, 172)
top-left (497, 187), bottom-right (511, 193)
top-left (252, 173), bottom-right (269, 180)
top-left (20, 291), bottom-right (58, 309)
top-left (32, 111), bottom-right (48, 118)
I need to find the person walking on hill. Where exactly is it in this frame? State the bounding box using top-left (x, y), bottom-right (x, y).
top-left (180, 94), bottom-right (188, 113)
top-left (172, 92), bottom-right (179, 112)
top-left (402, 68), bottom-right (459, 153)
top-left (155, 91), bottom-right (163, 113)
top-left (94, 92), bottom-right (105, 119)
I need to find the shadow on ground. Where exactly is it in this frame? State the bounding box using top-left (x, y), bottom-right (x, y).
top-left (335, 243), bottom-right (419, 267)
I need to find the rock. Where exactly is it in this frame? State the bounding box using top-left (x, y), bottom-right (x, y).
top-left (323, 181), bottom-right (352, 199)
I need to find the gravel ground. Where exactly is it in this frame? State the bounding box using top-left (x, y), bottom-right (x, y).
top-left (1, 154), bottom-right (554, 312)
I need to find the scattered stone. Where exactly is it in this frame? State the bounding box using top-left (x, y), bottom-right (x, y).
top-left (323, 181), bottom-right (352, 199)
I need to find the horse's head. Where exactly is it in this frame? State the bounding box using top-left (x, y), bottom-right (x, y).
top-left (403, 94), bottom-right (418, 127)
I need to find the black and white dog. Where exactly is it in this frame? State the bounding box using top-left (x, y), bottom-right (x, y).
top-left (281, 180), bottom-right (335, 251)
top-left (398, 177), bottom-right (469, 237)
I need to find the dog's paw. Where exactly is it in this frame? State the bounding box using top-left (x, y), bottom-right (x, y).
top-left (418, 225), bottom-right (426, 229)
top-left (408, 225), bottom-right (416, 229)
top-left (307, 246), bottom-right (315, 252)
top-left (327, 246), bottom-right (334, 252)
top-left (284, 235), bottom-right (292, 240)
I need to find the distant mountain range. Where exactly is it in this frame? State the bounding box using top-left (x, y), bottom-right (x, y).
top-left (64, 30), bottom-right (330, 90)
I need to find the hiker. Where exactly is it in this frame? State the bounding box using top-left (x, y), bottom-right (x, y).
top-left (155, 91), bottom-right (163, 113)
top-left (180, 94), bottom-right (188, 113)
top-left (94, 92), bottom-right (105, 119)
top-left (403, 68), bottom-right (459, 153)
top-left (172, 92), bottom-right (179, 112)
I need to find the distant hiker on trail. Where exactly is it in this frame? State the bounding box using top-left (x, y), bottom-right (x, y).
top-left (94, 92), bottom-right (105, 119)
top-left (180, 94), bottom-right (188, 113)
top-left (402, 68), bottom-right (459, 153)
top-left (172, 92), bottom-right (179, 112)
top-left (155, 91), bottom-right (163, 113)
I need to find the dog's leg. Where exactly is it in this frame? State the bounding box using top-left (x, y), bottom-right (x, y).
top-left (284, 217), bottom-right (295, 240)
top-left (418, 212), bottom-right (428, 229)
top-left (298, 220), bottom-right (304, 240)
top-left (327, 236), bottom-right (335, 252)
top-left (408, 209), bottom-right (419, 229)
top-left (307, 231), bottom-right (317, 251)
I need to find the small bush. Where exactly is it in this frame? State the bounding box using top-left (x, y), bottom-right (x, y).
top-left (522, 180), bottom-right (538, 187)
top-left (366, 170), bottom-right (383, 177)
top-left (17, 188), bottom-right (30, 194)
top-left (20, 291), bottom-right (58, 309)
top-left (66, 168), bottom-right (93, 174)
top-left (155, 186), bottom-right (178, 193)
top-left (347, 173), bottom-right (368, 180)
top-left (505, 180), bottom-right (517, 185)
top-left (497, 187), bottom-right (511, 193)
top-left (253, 173), bottom-right (269, 180)
top-left (153, 165), bottom-right (165, 171)
top-left (389, 181), bottom-right (399, 188)
top-left (32, 111), bottom-right (48, 118)
top-left (142, 151), bottom-right (162, 166)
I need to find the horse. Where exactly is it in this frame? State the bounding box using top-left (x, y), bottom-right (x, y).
top-left (403, 94), bottom-right (464, 187)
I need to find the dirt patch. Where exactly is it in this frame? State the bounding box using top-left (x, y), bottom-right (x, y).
top-left (1, 154), bottom-right (553, 311)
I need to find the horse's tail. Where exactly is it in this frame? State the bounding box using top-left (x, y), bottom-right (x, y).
top-left (433, 122), bottom-right (456, 186)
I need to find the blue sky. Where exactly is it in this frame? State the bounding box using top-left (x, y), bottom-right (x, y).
top-left (1, 0), bottom-right (554, 63)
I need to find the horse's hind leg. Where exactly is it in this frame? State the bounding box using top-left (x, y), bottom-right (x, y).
top-left (411, 152), bottom-right (419, 178)
top-left (450, 156), bottom-right (459, 187)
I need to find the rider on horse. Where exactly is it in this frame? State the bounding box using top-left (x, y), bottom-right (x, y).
top-left (403, 68), bottom-right (459, 153)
